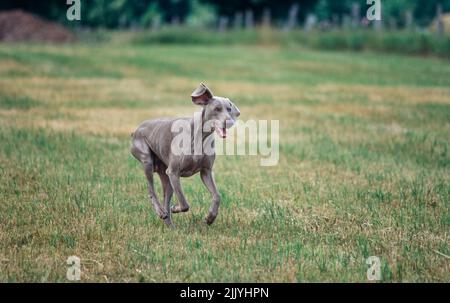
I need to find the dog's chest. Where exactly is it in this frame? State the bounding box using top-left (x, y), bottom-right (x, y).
top-left (179, 155), bottom-right (214, 177)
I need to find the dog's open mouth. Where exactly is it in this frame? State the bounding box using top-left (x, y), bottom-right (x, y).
top-left (215, 125), bottom-right (227, 139)
top-left (214, 120), bottom-right (235, 139)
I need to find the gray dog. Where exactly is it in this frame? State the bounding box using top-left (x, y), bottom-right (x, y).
top-left (131, 83), bottom-right (240, 227)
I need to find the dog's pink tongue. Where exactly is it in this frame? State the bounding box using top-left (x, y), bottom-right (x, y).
top-left (217, 127), bottom-right (227, 138)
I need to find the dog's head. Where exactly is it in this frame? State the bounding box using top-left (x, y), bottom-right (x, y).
top-left (191, 83), bottom-right (240, 139)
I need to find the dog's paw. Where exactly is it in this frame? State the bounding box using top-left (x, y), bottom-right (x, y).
top-left (205, 213), bottom-right (217, 225)
top-left (157, 208), bottom-right (169, 220)
top-left (171, 204), bottom-right (189, 213)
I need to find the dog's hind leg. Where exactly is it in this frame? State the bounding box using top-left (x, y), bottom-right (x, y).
top-left (144, 160), bottom-right (168, 220)
top-left (157, 167), bottom-right (174, 227)
top-left (131, 137), bottom-right (167, 220)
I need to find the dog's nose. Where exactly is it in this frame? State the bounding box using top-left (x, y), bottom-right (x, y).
top-left (225, 119), bottom-right (235, 128)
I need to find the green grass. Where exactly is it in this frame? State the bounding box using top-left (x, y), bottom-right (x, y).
top-left (0, 43), bottom-right (449, 282)
top-left (126, 28), bottom-right (450, 59)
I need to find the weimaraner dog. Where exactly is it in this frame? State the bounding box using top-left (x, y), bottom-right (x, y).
top-left (131, 83), bottom-right (240, 227)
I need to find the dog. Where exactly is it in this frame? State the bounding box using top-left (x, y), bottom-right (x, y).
top-left (131, 83), bottom-right (240, 227)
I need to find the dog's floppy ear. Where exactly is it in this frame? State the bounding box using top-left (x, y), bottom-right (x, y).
top-left (191, 83), bottom-right (213, 105)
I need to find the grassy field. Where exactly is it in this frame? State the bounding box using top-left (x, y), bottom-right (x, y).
top-left (0, 43), bottom-right (449, 282)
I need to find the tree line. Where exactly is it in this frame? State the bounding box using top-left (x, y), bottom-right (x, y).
top-left (0, 0), bottom-right (447, 29)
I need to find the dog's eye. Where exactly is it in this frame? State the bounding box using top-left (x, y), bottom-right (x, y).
top-left (215, 106), bottom-right (221, 112)
top-left (227, 107), bottom-right (231, 112)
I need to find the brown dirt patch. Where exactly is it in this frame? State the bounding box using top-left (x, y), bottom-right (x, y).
top-left (0, 10), bottom-right (76, 43)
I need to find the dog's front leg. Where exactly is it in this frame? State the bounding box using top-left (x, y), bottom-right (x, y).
top-left (200, 168), bottom-right (221, 225)
top-left (167, 170), bottom-right (190, 213)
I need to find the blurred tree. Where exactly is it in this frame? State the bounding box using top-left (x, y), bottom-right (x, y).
top-left (140, 2), bottom-right (163, 28)
top-left (157, 0), bottom-right (189, 24)
top-left (84, 0), bottom-right (159, 28)
top-left (0, 0), bottom-right (67, 21)
top-left (0, 0), bottom-right (448, 29)
top-left (414, 0), bottom-right (450, 27)
top-left (314, 0), bottom-right (330, 20)
top-left (186, 0), bottom-right (216, 28)
top-left (200, 0), bottom-right (317, 23)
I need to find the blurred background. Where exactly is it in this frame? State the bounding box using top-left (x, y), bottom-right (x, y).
top-left (0, 0), bottom-right (449, 57)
